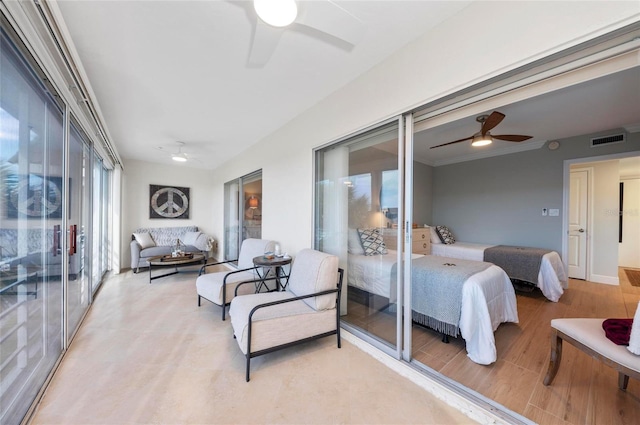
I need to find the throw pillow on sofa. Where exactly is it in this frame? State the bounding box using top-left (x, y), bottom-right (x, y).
top-left (133, 232), bottom-right (156, 249)
top-left (182, 231), bottom-right (202, 246)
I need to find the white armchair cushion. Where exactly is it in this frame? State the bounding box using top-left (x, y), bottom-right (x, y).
top-left (196, 270), bottom-right (257, 305)
top-left (237, 239), bottom-right (276, 269)
top-left (628, 301), bottom-right (640, 355)
top-left (287, 249), bottom-right (338, 311)
top-left (133, 232), bottom-right (156, 249)
top-left (230, 292), bottom-right (337, 354)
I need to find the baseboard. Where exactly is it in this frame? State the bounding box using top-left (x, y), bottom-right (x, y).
top-left (589, 273), bottom-right (619, 285)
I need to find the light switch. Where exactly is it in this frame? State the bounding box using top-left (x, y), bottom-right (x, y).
top-left (542, 208), bottom-right (548, 216)
top-left (549, 209), bottom-right (559, 216)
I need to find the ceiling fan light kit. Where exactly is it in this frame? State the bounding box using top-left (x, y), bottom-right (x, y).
top-left (471, 133), bottom-right (492, 147)
top-left (254, 0), bottom-right (298, 27)
top-left (172, 153), bottom-right (188, 162)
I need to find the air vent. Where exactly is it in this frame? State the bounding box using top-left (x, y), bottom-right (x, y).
top-left (591, 133), bottom-right (625, 147)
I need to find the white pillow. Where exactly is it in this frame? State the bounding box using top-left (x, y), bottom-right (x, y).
top-left (428, 226), bottom-right (442, 244)
top-left (627, 301), bottom-right (640, 355)
top-left (348, 229), bottom-right (365, 255)
top-left (182, 231), bottom-right (201, 246)
top-left (133, 232), bottom-right (156, 249)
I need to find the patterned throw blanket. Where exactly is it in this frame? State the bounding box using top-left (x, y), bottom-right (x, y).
top-left (392, 256), bottom-right (491, 337)
top-left (484, 245), bottom-right (551, 285)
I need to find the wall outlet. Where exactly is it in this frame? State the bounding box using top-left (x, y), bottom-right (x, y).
top-left (542, 208), bottom-right (548, 216)
top-left (549, 209), bottom-right (560, 216)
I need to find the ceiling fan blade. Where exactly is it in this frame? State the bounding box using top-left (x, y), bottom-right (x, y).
top-left (481, 111), bottom-right (505, 136)
top-left (297, 0), bottom-right (365, 46)
top-left (430, 136), bottom-right (473, 149)
top-left (248, 19), bottom-right (285, 66)
top-left (492, 134), bottom-right (533, 142)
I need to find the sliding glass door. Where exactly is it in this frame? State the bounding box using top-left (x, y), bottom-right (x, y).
top-left (0, 29), bottom-right (65, 424)
top-left (223, 170), bottom-right (262, 262)
top-left (314, 118), bottom-right (404, 355)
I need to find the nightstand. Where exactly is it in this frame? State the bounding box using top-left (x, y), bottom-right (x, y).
top-left (381, 227), bottom-right (431, 255)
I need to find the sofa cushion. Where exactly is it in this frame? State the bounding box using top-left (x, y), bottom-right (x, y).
top-left (133, 226), bottom-right (198, 247)
top-left (140, 246), bottom-right (171, 257)
top-left (133, 232), bottom-right (156, 249)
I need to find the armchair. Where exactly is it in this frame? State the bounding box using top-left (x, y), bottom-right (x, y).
top-left (229, 248), bottom-right (343, 381)
top-left (196, 238), bottom-right (275, 320)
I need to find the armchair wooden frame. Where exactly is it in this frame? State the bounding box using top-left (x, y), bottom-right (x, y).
top-left (234, 268), bottom-right (344, 382)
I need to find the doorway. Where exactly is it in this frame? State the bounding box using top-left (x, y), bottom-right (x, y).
top-left (565, 153), bottom-right (640, 285)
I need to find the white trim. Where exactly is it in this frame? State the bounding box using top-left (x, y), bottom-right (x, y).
top-left (402, 113), bottom-right (412, 362)
top-left (590, 274), bottom-right (620, 286)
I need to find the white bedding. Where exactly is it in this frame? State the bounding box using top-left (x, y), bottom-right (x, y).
top-left (347, 251), bottom-right (518, 364)
top-left (431, 242), bottom-right (568, 302)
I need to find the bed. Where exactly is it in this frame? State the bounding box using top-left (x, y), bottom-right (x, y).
top-left (430, 241), bottom-right (567, 302)
top-left (347, 250), bottom-right (518, 365)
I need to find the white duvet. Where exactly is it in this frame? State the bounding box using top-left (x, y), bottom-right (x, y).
top-left (347, 251), bottom-right (518, 364)
top-left (431, 242), bottom-right (568, 302)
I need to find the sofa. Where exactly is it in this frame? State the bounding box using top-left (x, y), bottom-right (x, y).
top-left (130, 226), bottom-right (213, 272)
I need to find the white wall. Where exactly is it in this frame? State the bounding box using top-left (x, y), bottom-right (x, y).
top-left (620, 178), bottom-right (640, 268)
top-left (120, 159), bottom-right (215, 269)
top-left (208, 2), bottom-right (639, 258)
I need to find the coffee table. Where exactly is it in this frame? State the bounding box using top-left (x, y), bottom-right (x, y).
top-left (148, 253), bottom-right (206, 283)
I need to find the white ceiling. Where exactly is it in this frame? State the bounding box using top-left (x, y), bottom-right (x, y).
top-left (55, 0), bottom-right (472, 169)
top-left (56, 1), bottom-right (640, 171)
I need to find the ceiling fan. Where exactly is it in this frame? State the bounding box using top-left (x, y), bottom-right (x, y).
top-left (247, 0), bottom-right (365, 66)
top-left (156, 142), bottom-right (198, 163)
top-left (430, 111), bottom-right (533, 149)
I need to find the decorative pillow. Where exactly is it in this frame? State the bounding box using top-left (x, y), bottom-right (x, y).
top-left (435, 225), bottom-right (455, 245)
top-left (428, 226), bottom-right (442, 244)
top-left (182, 231), bottom-right (202, 246)
top-left (347, 229), bottom-right (365, 255)
top-left (133, 232), bottom-right (156, 249)
top-left (357, 228), bottom-right (388, 256)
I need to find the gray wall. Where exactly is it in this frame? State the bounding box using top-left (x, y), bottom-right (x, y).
top-left (413, 161), bottom-right (433, 226)
top-left (431, 129), bottom-right (640, 253)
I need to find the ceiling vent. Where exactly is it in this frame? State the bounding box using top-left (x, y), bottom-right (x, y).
top-left (591, 133), bottom-right (625, 147)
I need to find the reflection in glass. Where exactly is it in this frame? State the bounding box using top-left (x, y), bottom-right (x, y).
top-left (315, 121), bottom-right (400, 349)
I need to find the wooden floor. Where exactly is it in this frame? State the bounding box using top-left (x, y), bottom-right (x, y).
top-left (345, 267), bottom-right (640, 425)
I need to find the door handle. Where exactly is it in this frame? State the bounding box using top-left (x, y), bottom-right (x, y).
top-left (578, 228), bottom-right (585, 233)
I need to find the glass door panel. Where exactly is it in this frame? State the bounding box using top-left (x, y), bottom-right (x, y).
top-left (224, 170), bottom-right (262, 262)
top-left (0, 31), bottom-right (65, 424)
top-left (315, 119), bottom-right (402, 351)
top-left (66, 123), bottom-right (90, 335)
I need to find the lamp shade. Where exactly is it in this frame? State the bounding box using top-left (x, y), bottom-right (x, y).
top-left (248, 196), bottom-right (259, 209)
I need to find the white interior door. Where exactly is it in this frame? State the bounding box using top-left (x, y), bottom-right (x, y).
top-left (568, 169), bottom-right (589, 279)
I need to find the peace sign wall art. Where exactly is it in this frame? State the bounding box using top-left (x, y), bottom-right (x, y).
top-left (149, 184), bottom-right (190, 219)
